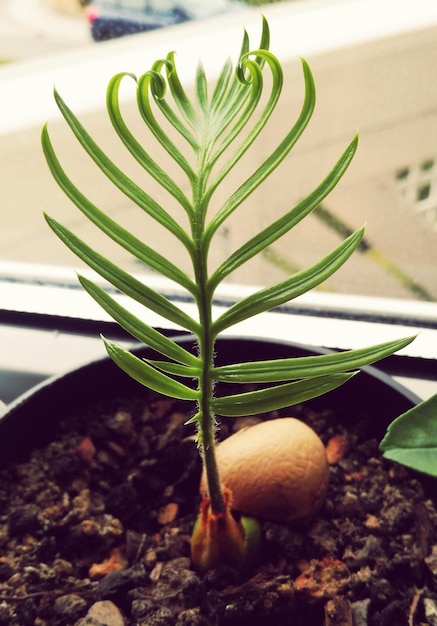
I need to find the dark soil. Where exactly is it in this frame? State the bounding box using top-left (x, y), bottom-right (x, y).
top-left (0, 390), bottom-right (436, 626)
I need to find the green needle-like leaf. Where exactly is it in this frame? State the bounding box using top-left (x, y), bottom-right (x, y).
top-left (209, 135), bottom-right (358, 289)
top-left (42, 128), bottom-right (196, 294)
top-left (210, 57), bottom-right (234, 113)
top-left (205, 58), bottom-right (316, 242)
top-left (203, 49), bottom-right (278, 177)
top-left (163, 52), bottom-right (199, 131)
top-left (211, 372), bottom-right (356, 417)
top-left (195, 63), bottom-right (209, 114)
top-left (78, 275), bottom-right (200, 367)
top-left (213, 336), bottom-right (416, 382)
top-left (213, 227), bottom-right (365, 335)
top-left (106, 72), bottom-right (194, 217)
top-left (380, 394), bottom-right (437, 477)
top-left (146, 359), bottom-right (199, 378)
top-left (51, 90), bottom-right (193, 249)
top-left (103, 339), bottom-right (199, 400)
top-left (136, 67), bottom-right (197, 178)
top-left (45, 216), bottom-right (200, 334)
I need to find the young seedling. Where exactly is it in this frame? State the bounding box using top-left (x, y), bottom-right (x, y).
top-left (42, 18), bottom-right (415, 573)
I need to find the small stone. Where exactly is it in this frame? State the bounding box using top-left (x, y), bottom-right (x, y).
top-left (63, 515), bottom-right (124, 561)
top-left (339, 492), bottom-right (364, 518)
top-left (425, 545), bottom-right (437, 575)
top-left (96, 565), bottom-right (146, 602)
top-left (425, 597), bottom-right (437, 626)
top-left (14, 598), bottom-right (37, 626)
top-left (324, 596), bottom-right (352, 626)
top-left (144, 548), bottom-right (157, 570)
top-left (125, 530), bottom-right (147, 563)
top-left (70, 489), bottom-right (93, 520)
top-left (294, 557), bottom-right (350, 601)
top-left (150, 561), bottom-right (164, 583)
top-left (107, 410), bottom-right (134, 437)
top-left (96, 449), bottom-right (114, 467)
top-left (163, 485), bottom-right (174, 498)
top-left (75, 600), bottom-right (125, 626)
top-left (82, 515), bottom-right (123, 540)
top-left (105, 483), bottom-right (138, 519)
top-left (176, 608), bottom-right (206, 625)
top-left (107, 441), bottom-right (127, 457)
top-left (325, 435), bottom-right (349, 465)
top-left (130, 598), bottom-right (155, 621)
top-left (53, 558), bottom-right (74, 577)
top-left (0, 603), bottom-right (13, 625)
top-left (0, 562), bottom-right (14, 581)
top-left (54, 594), bottom-right (87, 622)
top-left (364, 514), bottom-right (380, 530)
top-left (76, 437), bottom-right (96, 463)
top-left (181, 572), bottom-right (203, 608)
top-left (7, 505), bottom-right (39, 537)
top-left (152, 399), bottom-right (175, 419)
top-left (158, 502), bottom-right (179, 525)
top-left (351, 598), bottom-right (370, 626)
top-left (50, 451), bottom-right (82, 481)
top-left (7, 572), bottom-right (23, 587)
top-left (89, 547), bottom-right (128, 580)
top-left (155, 412), bottom-right (186, 450)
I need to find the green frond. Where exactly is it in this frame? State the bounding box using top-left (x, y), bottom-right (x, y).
top-left (42, 18), bottom-right (418, 521)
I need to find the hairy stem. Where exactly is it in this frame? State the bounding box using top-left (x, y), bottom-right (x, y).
top-left (197, 279), bottom-right (224, 512)
top-left (193, 145), bottom-right (225, 514)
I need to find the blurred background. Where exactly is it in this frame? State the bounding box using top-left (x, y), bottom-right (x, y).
top-left (1, 0), bottom-right (436, 302)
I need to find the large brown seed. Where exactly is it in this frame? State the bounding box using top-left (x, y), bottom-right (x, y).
top-left (200, 417), bottom-right (329, 522)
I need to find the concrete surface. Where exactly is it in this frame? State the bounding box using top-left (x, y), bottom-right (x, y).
top-left (0, 0), bottom-right (436, 302)
top-left (0, 0), bottom-right (91, 62)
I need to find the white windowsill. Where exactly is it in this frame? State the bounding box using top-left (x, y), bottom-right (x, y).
top-left (1, 262), bottom-right (436, 402)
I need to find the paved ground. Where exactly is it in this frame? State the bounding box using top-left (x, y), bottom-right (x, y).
top-left (0, 0), bottom-right (91, 62)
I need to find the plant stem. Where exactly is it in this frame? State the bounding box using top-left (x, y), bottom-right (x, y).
top-left (195, 261), bottom-right (225, 513)
top-left (193, 150), bottom-right (225, 514)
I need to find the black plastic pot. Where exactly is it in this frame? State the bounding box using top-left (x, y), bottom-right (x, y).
top-left (0, 335), bottom-right (420, 470)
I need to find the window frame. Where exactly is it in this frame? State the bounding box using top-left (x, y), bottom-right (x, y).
top-left (1, 261), bottom-right (436, 405)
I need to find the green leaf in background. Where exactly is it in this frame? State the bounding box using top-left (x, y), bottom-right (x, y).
top-left (380, 394), bottom-right (437, 477)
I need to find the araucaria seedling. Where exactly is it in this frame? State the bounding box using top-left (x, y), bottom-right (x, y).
top-left (42, 19), bottom-right (416, 573)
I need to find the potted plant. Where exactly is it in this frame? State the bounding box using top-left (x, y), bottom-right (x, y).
top-left (0, 18), bottom-right (436, 625)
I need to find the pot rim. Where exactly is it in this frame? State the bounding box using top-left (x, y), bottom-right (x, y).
top-left (0, 334), bottom-right (421, 468)
top-left (0, 333), bottom-right (421, 419)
